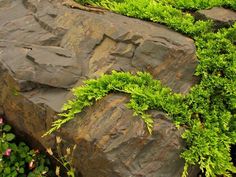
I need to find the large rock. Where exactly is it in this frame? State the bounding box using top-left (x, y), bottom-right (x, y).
top-left (60, 94), bottom-right (199, 177)
top-left (0, 0), bottom-right (199, 176)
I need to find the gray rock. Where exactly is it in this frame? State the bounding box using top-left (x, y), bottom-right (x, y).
top-left (196, 7), bottom-right (236, 29)
top-left (0, 0), bottom-right (199, 176)
top-left (0, 42), bottom-right (81, 89)
top-left (56, 10), bottom-right (197, 93)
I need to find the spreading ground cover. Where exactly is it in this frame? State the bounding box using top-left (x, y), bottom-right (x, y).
top-left (45, 0), bottom-right (236, 176)
top-left (0, 118), bottom-right (52, 177)
top-left (159, 0), bottom-right (236, 10)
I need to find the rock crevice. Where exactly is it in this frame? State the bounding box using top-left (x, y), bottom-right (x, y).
top-left (0, 0), bottom-right (201, 176)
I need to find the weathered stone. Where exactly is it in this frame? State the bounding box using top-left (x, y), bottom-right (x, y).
top-left (0, 42), bottom-right (81, 89)
top-left (60, 94), bottom-right (199, 177)
top-left (0, 0), bottom-right (200, 176)
top-left (56, 11), bottom-right (197, 93)
top-left (195, 7), bottom-right (236, 29)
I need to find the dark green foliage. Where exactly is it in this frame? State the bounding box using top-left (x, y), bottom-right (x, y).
top-left (45, 0), bottom-right (236, 176)
top-left (0, 121), bottom-right (52, 177)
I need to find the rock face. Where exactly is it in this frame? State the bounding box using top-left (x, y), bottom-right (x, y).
top-left (61, 95), bottom-right (199, 177)
top-left (196, 7), bottom-right (236, 29)
top-left (0, 0), bottom-right (199, 176)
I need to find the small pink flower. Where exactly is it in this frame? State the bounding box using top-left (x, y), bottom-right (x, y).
top-left (29, 159), bottom-right (35, 170)
top-left (34, 149), bottom-right (40, 154)
top-left (4, 148), bottom-right (11, 156)
top-left (0, 118), bottom-right (3, 125)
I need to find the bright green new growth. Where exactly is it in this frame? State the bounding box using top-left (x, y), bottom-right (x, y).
top-left (45, 71), bottom-right (185, 135)
top-left (160, 0), bottom-right (236, 10)
top-left (46, 0), bottom-right (236, 176)
top-left (46, 71), bottom-right (236, 177)
top-left (82, 0), bottom-right (213, 36)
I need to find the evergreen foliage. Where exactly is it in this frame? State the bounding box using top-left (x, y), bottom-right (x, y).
top-left (160, 0), bottom-right (236, 10)
top-left (45, 0), bottom-right (236, 176)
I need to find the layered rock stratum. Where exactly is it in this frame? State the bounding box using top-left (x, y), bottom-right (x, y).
top-left (0, 0), bottom-right (203, 176)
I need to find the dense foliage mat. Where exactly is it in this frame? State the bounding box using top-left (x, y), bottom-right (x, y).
top-left (46, 0), bottom-right (236, 176)
top-left (0, 118), bottom-right (52, 177)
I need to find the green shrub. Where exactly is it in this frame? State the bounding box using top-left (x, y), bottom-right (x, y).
top-left (159, 0), bottom-right (236, 10)
top-left (45, 1), bottom-right (236, 176)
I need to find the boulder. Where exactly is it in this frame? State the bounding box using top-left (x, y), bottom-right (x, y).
top-left (195, 7), bottom-right (236, 29)
top-left (60, 94), bottom-right (199, 177)
top-left (0, 0), bottom-right (199, 176)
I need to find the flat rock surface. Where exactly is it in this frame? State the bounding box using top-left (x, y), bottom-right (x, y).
top-left (196, 7), bottom-right (236, 28)
top-left (0, 42), bottom-right (81, 89)
top-left (0, 0), bottom-right (199, 176)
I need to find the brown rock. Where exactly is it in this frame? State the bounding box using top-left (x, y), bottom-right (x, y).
top-left (56, 10), bottom-right (198, 93)
top-left (60, 94), bottom-right (199, 177)
top-left (0, 0), bottom-right (200, 176)
top-left (195, 7), bottom-right (236, 29)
